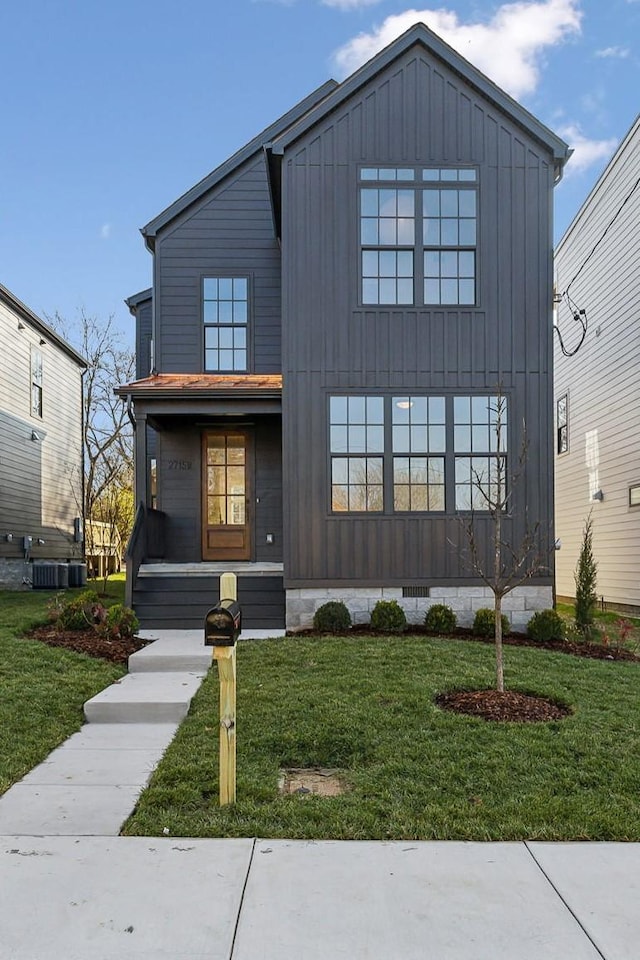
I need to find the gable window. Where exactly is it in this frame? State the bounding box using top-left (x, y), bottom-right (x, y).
top-left (203, 277), bottom-right (248, 372)
top-left (330, 396), bottom-right (384, 511)
top-left (329, 394), bottom-right (506, 513)
top-left (557, 394), bottom-right (568, 454)
top-left (360, 167), bottom-right (477, 306)
top-left (31, 346), bottom-right (43, 418)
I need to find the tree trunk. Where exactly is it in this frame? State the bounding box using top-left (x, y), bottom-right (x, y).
top-left (495, 593), bottom-right (504, 693)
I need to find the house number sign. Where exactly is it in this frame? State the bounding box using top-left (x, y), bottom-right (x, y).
top-left (168, 459), bottom-right (193, 470)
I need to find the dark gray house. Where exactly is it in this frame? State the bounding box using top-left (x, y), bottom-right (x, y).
top-left (0, 283), bottom-right (86, 587)
top-left (120, 23), bottom-right (570, 631)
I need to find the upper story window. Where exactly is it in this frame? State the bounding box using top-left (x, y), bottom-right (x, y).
top-left (556, 394), bottom-right (568, 454)
top-left (203, 277), bottom-right (248, 372)
top-left (360, 167), bottom-right (477, 307)
top-left (31, 346), bottom-right (43, 418)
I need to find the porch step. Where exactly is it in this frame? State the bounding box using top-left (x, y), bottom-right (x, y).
top-left (83, 671), bottom-right (205, 724)
top-left (132, 573), bottom-right (285, 630)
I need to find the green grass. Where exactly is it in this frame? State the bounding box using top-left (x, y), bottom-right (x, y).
top-left (123, 633), bottom-right (640, 841)
top-left (0, 585), bottom-right (126, 795)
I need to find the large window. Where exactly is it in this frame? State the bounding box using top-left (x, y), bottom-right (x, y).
top-left (360, 167), bottom-right (477, 306)
top-left (31, 347), bottom-right (43, 418)
top-left (329, 394), bottom-right (506, 514)
top-left (203, 277), bottom-right (248, 372)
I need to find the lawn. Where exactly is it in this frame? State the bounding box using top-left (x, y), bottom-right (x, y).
top-left (0, 581), bottom-right (126, 795)
top-left (123, 633), bottom-right (640, 841)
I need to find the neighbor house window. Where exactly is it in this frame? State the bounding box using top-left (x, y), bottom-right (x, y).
top-left (329, 393), bottom-right (506, 514)
top-left (453, 396), bottom-right (507, 510)
top-left (392, 397), bottom-right (446, 511)
top-left (31, 347), bottom-right (43, 418)
top-left (203, 277), bottom-right (248, 371)
top-left (629, 484), bottom-right (640, 508)
top-left (329, 396), bottom-right (384, 511)
top-left (360, 167), bottom-right (477, 306)
top-left (557, 394), bottom-right (568, 454)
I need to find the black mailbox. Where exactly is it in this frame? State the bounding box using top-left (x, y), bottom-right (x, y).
top-left (204, 599), bottom-right (242, 646)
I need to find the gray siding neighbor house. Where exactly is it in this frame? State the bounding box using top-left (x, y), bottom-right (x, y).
top-left (554, 114), bottom-right (640, 612)
top-left (0, 283), bottom-right (86, 587)
top-left (119, 23), bottom-right (570, 631)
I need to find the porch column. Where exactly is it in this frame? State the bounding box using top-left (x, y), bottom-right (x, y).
top-left (134, 412), bottom-right (148, 508)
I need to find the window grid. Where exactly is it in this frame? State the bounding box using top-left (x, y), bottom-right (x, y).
top-left (203, 277), bottom-right (248, 372)
top-left (359, 167), bottom-right (478, 307)
top-left (329, 395), bottom-right (507, 515)
top-left (453, 396), bottom-right (507, 511)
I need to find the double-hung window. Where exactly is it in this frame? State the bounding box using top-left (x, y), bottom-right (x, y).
top-left (556, 394), bottom-right (568, 454)
top-left (203, 277), bottom-right (248, 372)
top-left (330, 396), bottom-right (384, 512)
top-left (392, 397), bottom-right (446, 511)
top-left (453, 396), bottom-right (507, 510)
top-left (360, 167), bottom-right (477, 306)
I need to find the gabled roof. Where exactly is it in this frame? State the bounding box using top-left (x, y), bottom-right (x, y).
top-left (270, 22), bottom-right (570, 170)
top-left (125, 288), bottom-right (152, 314)
top-left (141, 81), bottom-right (338, 250)
top-left (0, 282), bottom-right (87, 368)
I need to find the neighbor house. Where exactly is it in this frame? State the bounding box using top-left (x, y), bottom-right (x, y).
top-left (119, 23), bottom-right (570, 631)
top-left (554, 114), bottom-right (640, 612)
top-left (0, 283), bottom-right (86, 586)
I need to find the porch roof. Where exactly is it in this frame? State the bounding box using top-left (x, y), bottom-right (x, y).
top-left (116, 373), bottom-right (282, 399)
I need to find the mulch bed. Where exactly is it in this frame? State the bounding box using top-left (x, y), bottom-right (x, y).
top-left (294, 623), bottom-right (640, 662)
top-left (25, 625), bottom-right (150, 664)
top-left (435, 689), bottom-right (573, 723)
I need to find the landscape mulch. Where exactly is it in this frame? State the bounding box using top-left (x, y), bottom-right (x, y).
top-left (435, 689), bottom-right (572, 723)
top-left (25, 625), bottom-right (150, 665)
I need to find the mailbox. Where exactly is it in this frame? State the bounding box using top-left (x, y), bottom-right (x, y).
top-left (204, 599), bottom-right (242, 646)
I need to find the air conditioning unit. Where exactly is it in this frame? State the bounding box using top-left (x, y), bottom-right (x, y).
top-left (32, 562), bottom-right (59, 589)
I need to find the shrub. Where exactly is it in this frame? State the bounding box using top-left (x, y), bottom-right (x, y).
top-left (103, 604), bottom-right (139, 640)
top-left (57, 589), bottom-right (103, 631)
top-left (575, 512), bottom-right (598, 634)
top-left (313, 601), bottom-right (352, 633)
top-left (527, 609), bottom-right (565, 643)
top-left (473, 607), bottom-right (510, 638)
top-left (424, 603), bottom-right (457, 634)
top-left (370, 600), bottom-right (407, 633)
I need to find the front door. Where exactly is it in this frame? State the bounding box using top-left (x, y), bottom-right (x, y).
top-left (202, 431), bottom-right (252, 561)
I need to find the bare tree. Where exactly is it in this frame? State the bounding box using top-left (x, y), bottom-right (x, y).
top-left (48, 310), bottom-right (135, 572)
top-left (458, 392), bottom-right (550, 692)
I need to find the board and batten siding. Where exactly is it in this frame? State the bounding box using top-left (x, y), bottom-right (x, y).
top-left (281, 45), bottom-right (557, 586)
top-left (0, 297), bottom-right (84, 565)
top-left (154, 417), bottom-right (283, 563)
top-left (155, 156), bottom-right (281, 375)
top-left (554, 115), bottom-right (640, 608)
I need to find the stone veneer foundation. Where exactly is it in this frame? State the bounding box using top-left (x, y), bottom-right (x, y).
top-left (0, 559), bottom-right (29, 589)
top-left (286, 585), bottom-right (554, 632)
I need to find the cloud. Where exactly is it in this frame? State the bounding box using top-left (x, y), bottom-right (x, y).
top-left (100, 223), bottom-right (112, 240)
top-left (332, 0), bottom-right (582, 99)
top-left (322, 0), bottom-right (382, 8)
top-left (557, 124), bottom-right (618, 175)
top-left (595, 46), bottom-right (630, 58)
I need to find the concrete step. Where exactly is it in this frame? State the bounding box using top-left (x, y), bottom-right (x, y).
top-left (84, 672), bottom-right (205, 724)
top-left (130, 628), bottom-right (286, 673)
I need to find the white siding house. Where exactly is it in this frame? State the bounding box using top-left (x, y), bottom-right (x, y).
top-left (554, 115), bottom-right (640, 610)
top-left (0, 284), bottom-right (87, 586)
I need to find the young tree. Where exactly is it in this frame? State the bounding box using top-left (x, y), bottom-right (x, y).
top-left (49, 310), bottom-right (135, 570)
top-left (458, 392), bottom-right (551, 692)
top-left (574, 511), bottom-right (598, 635)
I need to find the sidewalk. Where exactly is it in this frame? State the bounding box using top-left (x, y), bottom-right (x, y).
top-left (1, 630), bottom-right (639, 958)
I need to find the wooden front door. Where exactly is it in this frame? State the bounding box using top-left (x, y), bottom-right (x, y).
top-left (202, 431), bottom-right (252, 561)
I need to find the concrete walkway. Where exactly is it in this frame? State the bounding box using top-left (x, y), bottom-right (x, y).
top-left (1, 629), bottom-right (640, 957)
